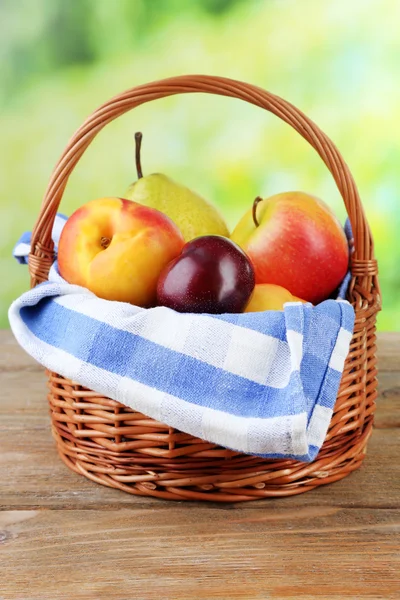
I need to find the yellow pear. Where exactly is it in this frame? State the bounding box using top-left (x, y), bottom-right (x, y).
top-left (123, 133), bottom-right (229, 242)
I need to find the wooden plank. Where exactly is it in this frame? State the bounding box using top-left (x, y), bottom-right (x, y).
top-left (377, 371), bottom-right (400, 429)
top-left (377, 332), bottom-right (400, 372)
top-left (0, 507), bottom-right (399, 599)
top-left (0, 371), bottom-right (47, 417)
top-left (0, 330), bottom-right (42, 372)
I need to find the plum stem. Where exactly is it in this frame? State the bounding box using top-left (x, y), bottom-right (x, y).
top-left (252, 196), bottom-right (263, 227)
top-left (135, 132), bottom-right (143, 179)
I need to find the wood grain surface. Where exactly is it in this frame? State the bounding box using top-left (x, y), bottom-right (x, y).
top-left (0, 330), bottom-right (399, 600)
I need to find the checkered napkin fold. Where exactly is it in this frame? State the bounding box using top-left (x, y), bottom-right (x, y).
top-left (9, 215), bottom-right (355, 462)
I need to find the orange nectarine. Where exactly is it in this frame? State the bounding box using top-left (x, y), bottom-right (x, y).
top-left (58, 197), bottom-right (185, 307)
top-left (244, 284), bottom-right (306, 312)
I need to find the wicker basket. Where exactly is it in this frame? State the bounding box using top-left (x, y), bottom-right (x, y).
top-left (28, 75), bottom-right (381, 502)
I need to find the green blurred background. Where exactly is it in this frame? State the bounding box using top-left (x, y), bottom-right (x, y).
top-left (1, 0), bottom-right (398, 329)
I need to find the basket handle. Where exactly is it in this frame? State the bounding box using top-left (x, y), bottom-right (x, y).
top-left (28, 74), bottom-right (380, 308)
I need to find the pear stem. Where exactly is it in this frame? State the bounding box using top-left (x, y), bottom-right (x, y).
top-left (252, 196), bottom-right (263, 227)
top-left (135, 132), bottom-right (143, 179)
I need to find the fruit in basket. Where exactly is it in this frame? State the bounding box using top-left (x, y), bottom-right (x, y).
top-left (123, 132), bottom-right (229, 242)
top-left (244, 284), bottom-right (307, 312)
top-left (231, 192), bottom-right (349, 304)
top-left (58, 197), bottom-right (184, 306)
top-left (157, 235), bottom-right (255, 314)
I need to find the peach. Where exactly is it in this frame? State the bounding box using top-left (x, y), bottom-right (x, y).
top-left (58, 197), bottom-right (185, 306)
top-left (231, 192), bottom-right (349, 304)
top-left (244, 284), bottom-right (306, 312)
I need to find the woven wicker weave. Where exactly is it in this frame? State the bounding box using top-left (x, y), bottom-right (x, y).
top-left (28, 75), bottom-right (381, 502)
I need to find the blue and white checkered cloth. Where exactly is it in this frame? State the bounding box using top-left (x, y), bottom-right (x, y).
top-left (9, 216), bottom-right (355, 462)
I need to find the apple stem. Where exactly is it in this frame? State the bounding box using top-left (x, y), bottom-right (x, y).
top-left (135, 132), bottom-right (143, 179)
top-left (101, 237), bottom-right (111, 249)
top-left (252, 196), bottom-right (263, 227)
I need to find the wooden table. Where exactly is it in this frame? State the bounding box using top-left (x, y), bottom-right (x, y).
top-left (1, 330), bottom-right (399, 600)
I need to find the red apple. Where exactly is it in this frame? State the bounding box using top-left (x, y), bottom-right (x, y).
top-left (157, 235), bottom-right (255, 314)
top-left (58, 197), bottom-right (184, 307)
top-left (230, 192), bottom-right (349, 304)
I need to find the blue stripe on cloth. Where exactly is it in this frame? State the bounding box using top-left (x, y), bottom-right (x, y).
top-left (214, 310), bottom-right (295, 337)
top-left (340, 299), bottom-right (356, 331)
top-left (300, 300), bottom-right (342, 415)
top-left (19, 298), bottom-right (306, 419)
top-left (17, 231), bottom-right (31, 245)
